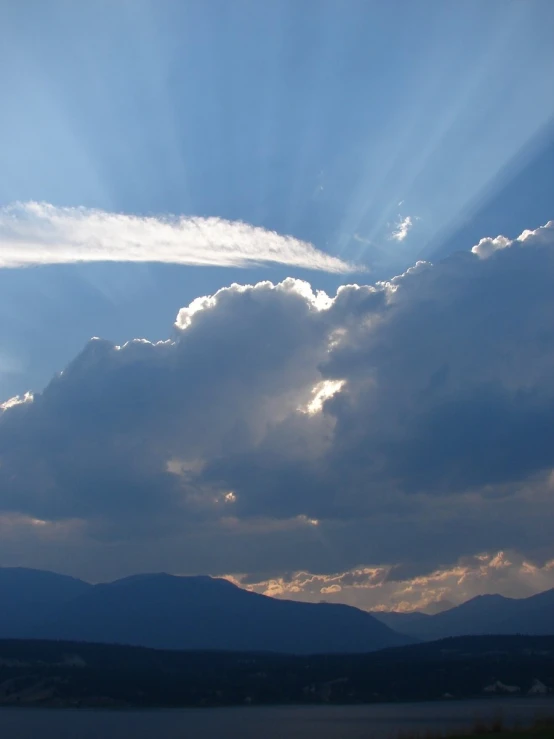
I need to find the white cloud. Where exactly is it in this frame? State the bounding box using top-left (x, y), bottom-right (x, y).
top-left (472, 219), bottom-right (554, 259)
top-left (0, 392), bottom-right (33, 412)
top-left (390, 215), bottom-right (413, 242)
top-left (0, 202), bottom-right (355, 274)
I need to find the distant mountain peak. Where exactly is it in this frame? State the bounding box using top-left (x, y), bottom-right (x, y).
top-left (373, 587), bottom-right (554, 641)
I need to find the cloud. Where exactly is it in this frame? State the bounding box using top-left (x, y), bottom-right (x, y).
top-left (472, 219), bottom-right (554, 259)
top-left (390, 215), bottom-right (414, 242)
top-left (0, 220), bottom-right (553, 599)
top-left (229, 551), bottom-right (554, 612)
top-left (0, 202), bottom-right (355, 274)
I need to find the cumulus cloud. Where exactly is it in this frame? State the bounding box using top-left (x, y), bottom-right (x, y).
top-left (0, 202), bottom-right (354, 273)
top-left (472, 219), bottom-right (554, 259)
top-left (1, 220), bottom-right (554, 602)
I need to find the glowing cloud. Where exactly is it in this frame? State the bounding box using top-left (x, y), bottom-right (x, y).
top-left (471, 220), bottom-right (554, 259)
top-left (301, 379), bottom-right (346, 415)
top-left (390, 215), bottom-right (414, 242)
top-left (0, 202), bottom-right (355, 274)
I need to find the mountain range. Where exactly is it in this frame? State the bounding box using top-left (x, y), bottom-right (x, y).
top-left (372, 588), bottom-right (554, 640)
top-left (1, 567), bottom-right (553, 653)
top-left (0, 568), bottom-right (409, 653)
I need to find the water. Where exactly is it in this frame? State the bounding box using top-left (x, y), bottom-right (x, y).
top-left (0, 699), bottom-right (552, 738)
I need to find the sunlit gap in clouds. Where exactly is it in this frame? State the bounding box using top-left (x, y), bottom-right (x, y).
top-left (299, 379), bottom-right (346, 415)
top-left (334, 1), bottom-right (554, 279)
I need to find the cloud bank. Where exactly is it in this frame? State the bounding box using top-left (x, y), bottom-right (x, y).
top-left (1, 220), bottom-right (553, 608)
top-left (0, 202), bottom-right (354, 273)
top-left (229, 551), bottom-right (554, 613)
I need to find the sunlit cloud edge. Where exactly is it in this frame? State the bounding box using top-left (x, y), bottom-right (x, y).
top-left (0, 202), bottom-right (360, 274)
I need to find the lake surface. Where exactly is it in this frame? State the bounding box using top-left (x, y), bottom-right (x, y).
top-left (0, 699), bottom-right (553, 738)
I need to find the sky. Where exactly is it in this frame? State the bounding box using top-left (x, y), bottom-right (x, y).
top-left (1, 0), bottom-right (554, 612)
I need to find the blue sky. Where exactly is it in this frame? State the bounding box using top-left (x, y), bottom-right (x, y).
top-left (1, 0), bottom-right (554, 609)
top-left (2, 0), bottom-right (554, 400)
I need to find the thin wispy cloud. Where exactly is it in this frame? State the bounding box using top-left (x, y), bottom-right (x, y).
top-left (0, 202), bottom-right (355, 274)
top-left (390, 215), bottom-right (414, 242)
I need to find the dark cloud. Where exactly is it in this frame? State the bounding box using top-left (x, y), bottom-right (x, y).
top-left (1, 223), bottom-right (554, 590)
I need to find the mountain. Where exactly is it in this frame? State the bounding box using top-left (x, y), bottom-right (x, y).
top-left (0, 569), bottom-right (411, 653)
top-left (6, 566), bottom-right (552, 651)
top-left (372, 610), bottom-right (431, 632)
top-left (372, 588), bottom-right (554, 641)
top-left (0, 567), bottom-right (91, 638)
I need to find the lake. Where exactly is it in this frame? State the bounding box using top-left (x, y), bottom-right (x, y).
top-left (0, 699), bottom-right (553, 738)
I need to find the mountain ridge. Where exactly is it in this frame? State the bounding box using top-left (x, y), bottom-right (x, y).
top-left (0, 567), bottom-right (410, 654)
top-left (3, 566), bottom-right (553, 650)
top-left (372, 587), bottom-right (554, 640)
